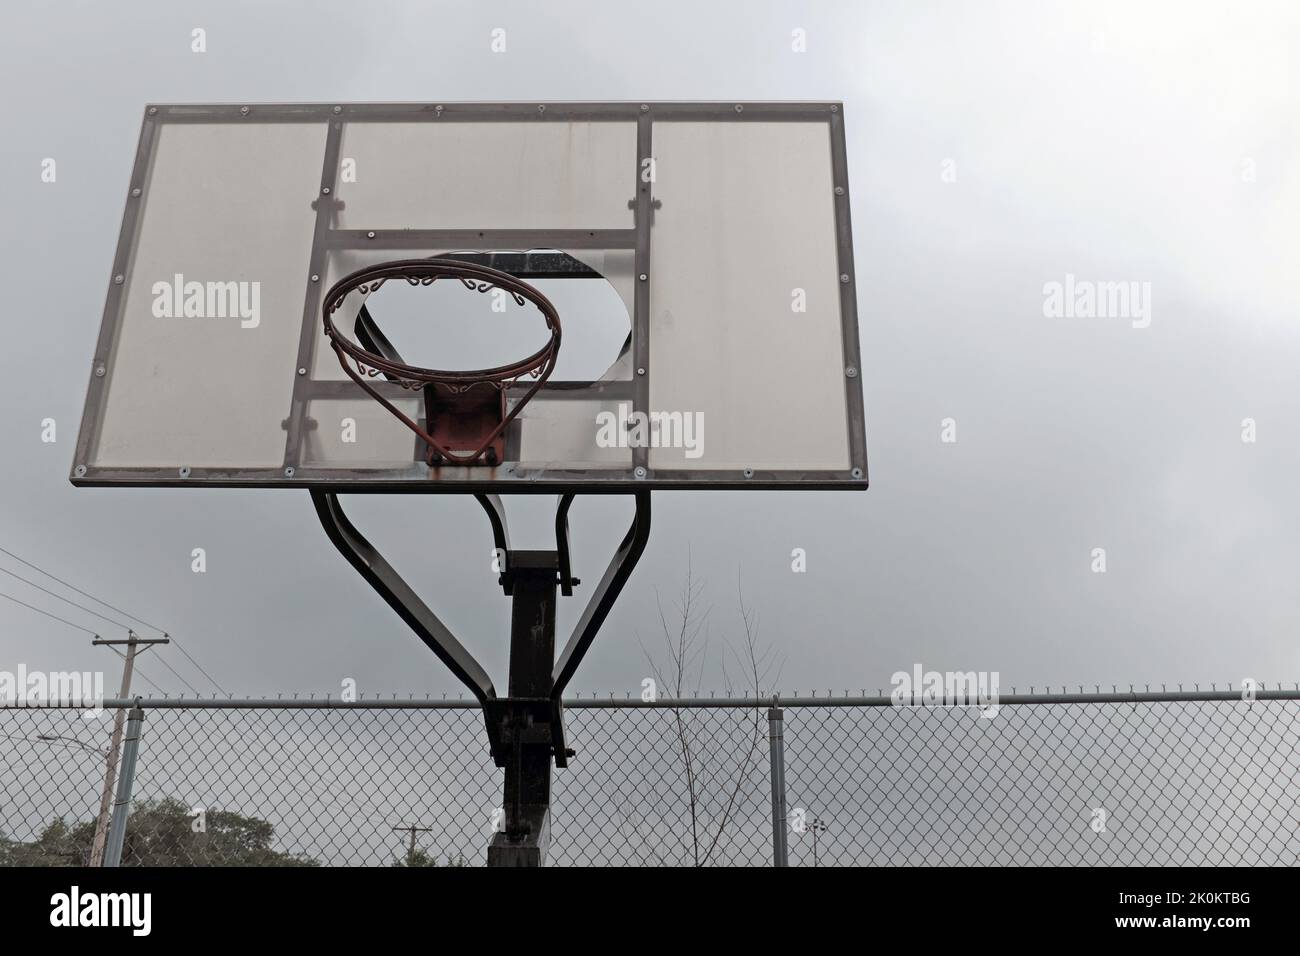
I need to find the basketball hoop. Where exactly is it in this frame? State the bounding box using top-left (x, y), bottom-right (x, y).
top-left (322, 258), bottom-right (562, 466)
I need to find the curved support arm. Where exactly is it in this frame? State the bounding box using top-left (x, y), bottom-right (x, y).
top-left (311, 491), bottom-right (496, 705)
top-left (555, 494), bottom-right (575, 596)
top-left (312, 489), bottom-right (649, 758)
top-left (551, 491), bottom-right (651, 699)
top-left (355, 306), bottom-right (405, 374)
top-left (475, 494), bottom-right (511, 555)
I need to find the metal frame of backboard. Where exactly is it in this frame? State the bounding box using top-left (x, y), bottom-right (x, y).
top-left (71, 101), bottom-right (867, 493)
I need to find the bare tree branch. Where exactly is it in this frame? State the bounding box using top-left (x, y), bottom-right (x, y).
top-left (636, 560), bottom-right (782, 865)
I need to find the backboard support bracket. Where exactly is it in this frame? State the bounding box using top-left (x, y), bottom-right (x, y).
top-left (311, 489), bottom-right (651, 867)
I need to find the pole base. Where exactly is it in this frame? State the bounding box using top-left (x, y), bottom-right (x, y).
top-left (487, 806), bottom-right (550, 867)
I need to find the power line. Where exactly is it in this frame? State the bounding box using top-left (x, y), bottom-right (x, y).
top-left (162, 636), bottom-right (226, 696)
top-left (102, 636), bottom-right (202, 697)
top-left (106, 645), bottom-right (166, 696)
top-left (0, 546), bottom-right (163, 633)
top-left (0, 565), bottom-right (133, 632)
top-left (0, 587), bottom-right (180, 698)
top-left (0, 579), bottom-right (203, 705)
top-left (33, 734), bottom-right (106, 757)
top-left (140, 648), bottom-right (201, 696)
top-left (0, 547), bottom-right (227, 695)
top-left (1, 566), bottom-right (201, 694)
top-left (132, 667), bottom-right (165, 696)
top-left (0, 588), bottom-right (98, 636)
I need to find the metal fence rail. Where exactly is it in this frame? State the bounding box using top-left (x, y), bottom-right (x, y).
top-left (2, 691), bottom-right (1296, 866)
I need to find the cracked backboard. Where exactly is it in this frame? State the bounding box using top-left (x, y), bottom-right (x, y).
top-left (72, 102), bottom-right (866, 492)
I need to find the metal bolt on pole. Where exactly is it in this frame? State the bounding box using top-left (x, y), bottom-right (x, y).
top-left (103, 701), bottom-right (145, 868)
top-left (767, 698), bottom-right (788, 867)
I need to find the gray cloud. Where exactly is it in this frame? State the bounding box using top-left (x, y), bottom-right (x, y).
top-left (1, 0), bottom-right (1297, 703)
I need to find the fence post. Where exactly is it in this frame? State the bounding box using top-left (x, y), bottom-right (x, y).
top-left (103, 700), bottom-right (145, 868)
top-left (767, 698), bottom-right (788, 867)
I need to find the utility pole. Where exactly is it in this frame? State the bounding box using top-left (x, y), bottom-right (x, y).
top-left (809, 816), bottom-right (829, 867)
top-left (89, 631), bottom-right (168, 867)
top-left (392, 823), bottom-right (434, 866)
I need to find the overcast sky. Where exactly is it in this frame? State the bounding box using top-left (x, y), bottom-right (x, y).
top-left (2, 0), bottom-right (1298, 703)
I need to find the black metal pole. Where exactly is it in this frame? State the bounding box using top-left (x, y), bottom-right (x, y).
top-left (487, 552), bottom-right (559, 867)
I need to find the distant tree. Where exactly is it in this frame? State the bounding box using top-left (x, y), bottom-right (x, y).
top-left (390, 848), bottom-right (466, 867)
top-left (0, 818), bottom-right (91, 866)
top-left (0, 797), bottom-right (317, 866)
top-left (393, 846), bottom-right (437, 867)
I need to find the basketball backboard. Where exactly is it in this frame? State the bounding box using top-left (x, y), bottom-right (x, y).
top-left (72, 102), bottom-right (866, 492)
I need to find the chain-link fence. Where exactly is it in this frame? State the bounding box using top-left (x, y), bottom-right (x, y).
top-left (2, 691), bottom-right (1296, 866)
